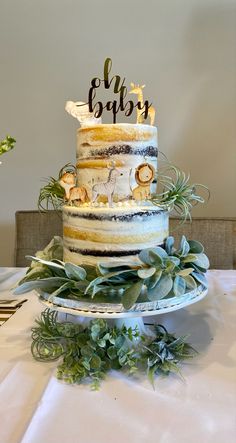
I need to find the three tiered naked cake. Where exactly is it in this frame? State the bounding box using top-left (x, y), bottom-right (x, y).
top-left (14, 58), bottom-right (210, 388)
top-left (17, 57), bottom-right (209, 311)
top-left (62, 123), bottom-right (168, 266)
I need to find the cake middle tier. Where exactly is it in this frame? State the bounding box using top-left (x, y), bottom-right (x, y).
top-left (63, 205), bottom-right (169, 266)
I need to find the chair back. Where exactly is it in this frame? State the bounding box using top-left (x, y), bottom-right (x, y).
top-left (15, 211), bottom-right (62, 267)
top-left (169, 217), bottom-right (236, 269)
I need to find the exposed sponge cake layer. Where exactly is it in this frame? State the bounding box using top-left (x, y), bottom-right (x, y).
top-left (78, 124), bottom-right (157, 144)
top-left (63, 204), bottom-right (169, 266)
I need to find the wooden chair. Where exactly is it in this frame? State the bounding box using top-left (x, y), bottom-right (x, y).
top-left (15, 211), bottom-right (236, 269)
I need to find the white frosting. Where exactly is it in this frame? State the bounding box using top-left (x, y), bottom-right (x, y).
top-left (63, 204), bottom-right (169, 265)
top-left (63, 248), bottom-right (142, 267)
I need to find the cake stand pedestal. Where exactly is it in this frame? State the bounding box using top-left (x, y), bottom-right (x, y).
top-left (39, 285), bottom-right (208, 333)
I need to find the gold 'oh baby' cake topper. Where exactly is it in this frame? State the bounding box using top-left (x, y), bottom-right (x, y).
top-left (65, 58), bottom-right (155, 125)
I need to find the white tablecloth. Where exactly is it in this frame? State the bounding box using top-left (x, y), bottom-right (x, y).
top-left (0, 268), bottom-right (235, 443)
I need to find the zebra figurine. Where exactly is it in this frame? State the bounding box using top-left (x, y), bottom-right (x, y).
top-left (92, 166), bottom-right (122, 207)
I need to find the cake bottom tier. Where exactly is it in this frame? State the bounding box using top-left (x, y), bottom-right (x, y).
top-left (62, 204), bottom-right (169, 266)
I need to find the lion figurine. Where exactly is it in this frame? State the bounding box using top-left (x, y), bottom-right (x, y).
top-left (59, 171), bottom-right (89, 205)
top-left (131, 163), bottom-right (155, 201)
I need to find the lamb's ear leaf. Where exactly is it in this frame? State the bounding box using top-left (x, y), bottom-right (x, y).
top-left (147, 270), bottom-right (162, 290)
top-left (191, 253), bottom-right (210, 270)
top-left (64, 263), bottom-right (87, 281)
top-left (165, 236), bottom-right (175, 255)
top-left (51, 282), bottom-right (74, 297)
top-left (139, 247), bottom-right (167, 266)
top-left (137, 267), bottom-right (156, 279)
top-left (14, 277), bottom-right (69, 294)
top-left (147, 274), bottom-right (173, 301)
top-left (122, 281), bottom-right (144, 310)
top-left (188, 240), bottom-right (204, 254)
top-left (26, 256), bottom-right (65, 270)
top-left (177, 268), bottom-right (194, 277)
top-left (85, 270), bottom-right (135, 294)
top-left (181, 254), bottom-right (197, 263)
top-left (173, 275), bottom-right (186, 297)
top-left (183, 274), bottom-right (197, 289)
top-left (192, 272), bottom-right (208, 288)
top-left (178, 236), bottom-right (190, 257)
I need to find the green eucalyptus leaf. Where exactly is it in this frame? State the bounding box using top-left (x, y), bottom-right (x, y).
top-left (147, 274), bottom-right (173, 301)
top-left (81, 345), bottom-right (94, 358)
top-left (97, 339), bottom-right (106, 348)
top-left (122, 281), bottom-right (144, 310)
top-left (137, 267), bottom-right (156, 279)
top-left (188, 240), bottom-right (204, 254)
top-left (90, 355), bottom-right (102, 369)
top-left (107, 346), bottom-right (117, 360)
top-left (115, 335), bottom-right (125, 349)
top-left (82, 359), bottom-right (90, 371)
top-left (173, 275), bottom-right (186, 297)
top-left (64, 262), bottom-right (87, 281)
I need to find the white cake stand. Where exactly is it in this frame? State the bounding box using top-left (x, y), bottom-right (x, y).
top-left (39, 285), bottom-right (208, 332)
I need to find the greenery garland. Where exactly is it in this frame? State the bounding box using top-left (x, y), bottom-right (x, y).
top-left (15, 236), bottom-right (209, 310)
top-left (31, 309), bottom-right (196, 389)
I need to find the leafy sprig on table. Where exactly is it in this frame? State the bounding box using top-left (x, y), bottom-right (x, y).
top-left (31, 309), bottom-right (196, 389)
top-left (15, 235), bottom-right (209, 309)
top-left (0, 135), bottom-right (16, 156)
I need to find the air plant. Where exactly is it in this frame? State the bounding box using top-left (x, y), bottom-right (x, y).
top-left (151, 165), bottom-right (209, 222)
top-left (38, 163), bottom-right (75, 211)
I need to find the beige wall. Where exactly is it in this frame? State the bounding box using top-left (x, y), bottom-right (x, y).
top-left (0, 0), bottom-right (235, 266)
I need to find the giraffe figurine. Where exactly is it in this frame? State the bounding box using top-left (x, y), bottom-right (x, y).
top-left (129, 83), bottom-right (155, 126)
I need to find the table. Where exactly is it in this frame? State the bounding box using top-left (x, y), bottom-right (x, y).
top-left (0, 268), bottom-right (236, 443)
